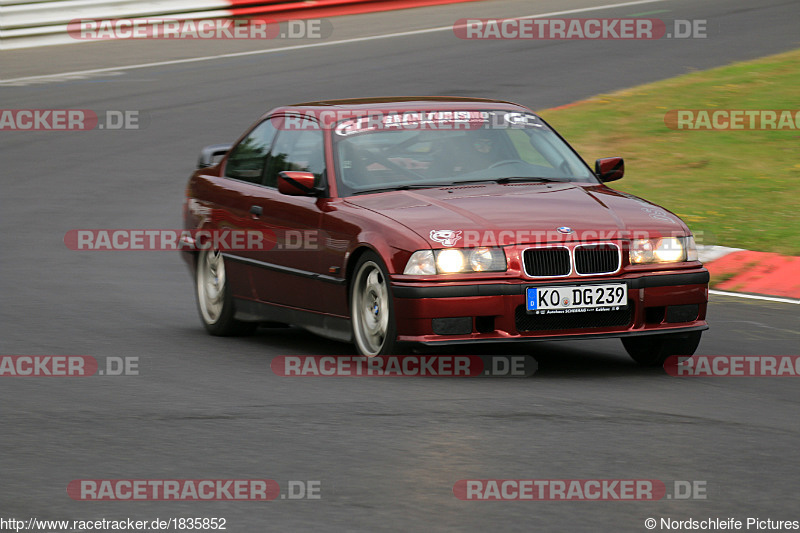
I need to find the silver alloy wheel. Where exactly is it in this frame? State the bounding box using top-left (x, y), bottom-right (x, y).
top-left (352, 260), bottom-right (390, 356)
top-left (197, 249), bottom-right (226, 325)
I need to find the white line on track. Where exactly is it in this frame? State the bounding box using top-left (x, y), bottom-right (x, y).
top-left (0, 0), bottom-right (669, 85)
top-left (709, 290), bottom-right (800, 305)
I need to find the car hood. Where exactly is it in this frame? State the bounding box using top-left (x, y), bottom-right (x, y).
top-left (345, 182), bottom-right (688, 247)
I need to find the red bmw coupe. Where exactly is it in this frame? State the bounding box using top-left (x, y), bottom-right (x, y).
top-left (182, 97), bottom-right (708, 365)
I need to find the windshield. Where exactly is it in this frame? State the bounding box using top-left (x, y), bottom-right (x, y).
top-left (332, 110), bottom-right (597, 196)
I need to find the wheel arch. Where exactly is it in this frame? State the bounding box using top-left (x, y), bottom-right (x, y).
top-left (345, 245), bottom-right (383, 295)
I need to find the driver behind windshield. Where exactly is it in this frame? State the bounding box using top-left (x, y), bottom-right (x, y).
top-left (430, 129), bottom-right (510, 176)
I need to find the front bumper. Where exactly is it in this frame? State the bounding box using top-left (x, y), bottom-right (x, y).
top-left (391, 269), bottom-right (709, 345)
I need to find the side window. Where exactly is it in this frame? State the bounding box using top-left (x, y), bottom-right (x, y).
top-left (225, 119), bottom-right (278, 183)
top-left (263, 123), bottom-right (325, 188)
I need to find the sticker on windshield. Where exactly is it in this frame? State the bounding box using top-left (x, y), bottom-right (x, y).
top-left (332, 110), bottom-right (550, 136)
top-left (503, 112), bottom-right (545, 128)
top-left (335, 111), bottom-right (486, 136)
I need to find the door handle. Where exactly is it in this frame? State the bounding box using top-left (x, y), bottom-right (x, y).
top-left (250, 205), bottom-right (263, 217)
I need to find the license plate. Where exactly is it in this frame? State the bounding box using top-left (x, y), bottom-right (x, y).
top-left (526, 283), bottom-right (627, 313)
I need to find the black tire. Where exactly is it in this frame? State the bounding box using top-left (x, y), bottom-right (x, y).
top-left (350, 251), bottom-right (398, 356)
top-left (622, 331), bottom-right (702, 366)
top-left (195, 249), bottom-right (256, 336)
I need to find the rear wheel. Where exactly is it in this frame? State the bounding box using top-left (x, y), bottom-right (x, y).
top-left (196, 249), bottom-right (256, 336)
top-left (622, 331), bottom-right (702, 366)
top-left (350, 252), bottom-right (398, 356)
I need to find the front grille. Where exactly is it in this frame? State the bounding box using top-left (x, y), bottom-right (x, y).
top-left (514, 305), bottom-right (632, 332)
top-left (523, 247), bottom-right (571, 277)
top-left (574, 244), bottom-right (620, 274)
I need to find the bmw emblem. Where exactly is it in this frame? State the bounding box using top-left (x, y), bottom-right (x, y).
top-left (557, 226), bottom-right (574, 234)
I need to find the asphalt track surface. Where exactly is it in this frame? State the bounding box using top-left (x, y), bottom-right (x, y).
top-left (2, 0), bottom-right (799, 531)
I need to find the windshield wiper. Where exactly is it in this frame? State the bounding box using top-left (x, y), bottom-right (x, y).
top-left (353, 184), bottom-right (442, 195)
top-left (450, 177), bottom-right (563, 185)
top-left (353, 177), bottom-right (564, 194)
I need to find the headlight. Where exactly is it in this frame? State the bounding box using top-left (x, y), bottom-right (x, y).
top-left (436, 249), bottom-right (466, 273)
top-left (403, 248), bottom-right (506, 274)
top-left (630, 236), bottom-right (694, 264)
top-left (469, 247), bottom-right (497, 271)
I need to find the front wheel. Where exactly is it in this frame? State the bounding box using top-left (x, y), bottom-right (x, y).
top-left (196, 248), bottom-right (256, 336)
top-left (622, 331), bottom-right (702, 366)
top-left (350, 252), bottom-right (398, 356)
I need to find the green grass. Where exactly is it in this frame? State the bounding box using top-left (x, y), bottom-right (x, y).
top-left (538, 49), bottom-right (800, 255)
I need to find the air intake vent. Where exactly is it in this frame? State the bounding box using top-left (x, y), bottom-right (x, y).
top-left (439, 185), bottom-right (486, 190)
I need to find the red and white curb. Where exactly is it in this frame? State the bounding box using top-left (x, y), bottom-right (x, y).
top-left (696, 244), bottom-right (743, 264)
top-left (698, 245), bottom-right (800, 303)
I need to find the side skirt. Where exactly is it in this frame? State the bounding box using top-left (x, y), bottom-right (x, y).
top-left (234, 298), bottom-right (352, 342)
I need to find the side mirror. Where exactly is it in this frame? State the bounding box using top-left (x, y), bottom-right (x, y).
top-left (278, 171), bottom-right (318, 196)
top-left (595, 157), bottom-right (624, 182)
top-left (197, 144), bottom-right (232, 169)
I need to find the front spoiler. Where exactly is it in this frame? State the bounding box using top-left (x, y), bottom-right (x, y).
top-left (412, 324), bottom-right (708, 346)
